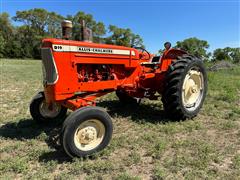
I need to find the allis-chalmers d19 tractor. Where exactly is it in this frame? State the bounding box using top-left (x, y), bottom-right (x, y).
top-left (30, 20), bottom-right (207, 158)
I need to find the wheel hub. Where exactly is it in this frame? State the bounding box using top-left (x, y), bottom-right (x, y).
top-left (190, 85), bottom-right (198, 93)
top-left (182, 69), bottom-right (204, 109)
top-left (78, 126), bottom-right (97, 144)
top-left (39, 101), bottom-right (61, 118)
top-left (74, 119), bottom-right (105, 151)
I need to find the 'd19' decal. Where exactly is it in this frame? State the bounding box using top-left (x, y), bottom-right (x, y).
top-left (53, 45), bottom-right (63, 50)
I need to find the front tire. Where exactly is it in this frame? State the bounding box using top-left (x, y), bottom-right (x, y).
top-left (162, 55), bottom-right (207, 119)
top-left (61, 106), bottom-right (113, 158)
top-left (30, 92), bottom-right (67, 123)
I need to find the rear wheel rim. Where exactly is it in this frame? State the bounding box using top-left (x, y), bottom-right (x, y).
top-left (39, 100), bottom-right (61, 118)
top-left (74, 119), bottom-right (105, 151)
top-left (182, 69), bottom-right (204, 111)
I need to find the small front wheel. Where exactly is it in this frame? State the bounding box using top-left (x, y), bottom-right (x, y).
top-left (61, 106), bottom-right (113, 158)
top-left (30, 92), bottom-right (67, 123)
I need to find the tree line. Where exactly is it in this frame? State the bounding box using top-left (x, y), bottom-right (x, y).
top-left (0, 8), bottom-right (144, 59)
top-left (167, 37), bottom-right (239, 63)
top-left (0, 8), bottom-right (239, 63)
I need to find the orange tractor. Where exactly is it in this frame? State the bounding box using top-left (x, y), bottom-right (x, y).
top-left (30, 20), bottom-right (207, 158)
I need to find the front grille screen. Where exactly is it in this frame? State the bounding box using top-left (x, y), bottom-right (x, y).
top-left (41, 48), bottom-right (58, 84)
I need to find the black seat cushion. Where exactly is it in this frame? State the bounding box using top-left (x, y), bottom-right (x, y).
top-left (151, 56), bottom-right (160, 62)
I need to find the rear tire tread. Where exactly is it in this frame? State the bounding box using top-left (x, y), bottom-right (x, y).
top-left (162, 56), bottom-right (207, 120)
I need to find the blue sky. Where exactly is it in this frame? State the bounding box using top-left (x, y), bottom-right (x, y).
top-left (1, 0), bottom-right (239, 53)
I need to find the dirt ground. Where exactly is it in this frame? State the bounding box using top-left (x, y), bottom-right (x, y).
top-left (0, 59), bottom-right (240, 179)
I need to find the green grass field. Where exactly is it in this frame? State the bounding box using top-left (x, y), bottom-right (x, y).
top-left (0, 59), bottom-right (240, 179)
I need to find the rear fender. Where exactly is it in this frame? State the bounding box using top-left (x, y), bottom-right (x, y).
top-left (160, 49), bottom-right (188, 71)
top-left (161, 49), bottom-right (188, 60)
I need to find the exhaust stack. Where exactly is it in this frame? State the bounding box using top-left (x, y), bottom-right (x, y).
top-left (61, 20), bottom-right (72, 40)
top-left (80, 20), bottom-right (93, 42)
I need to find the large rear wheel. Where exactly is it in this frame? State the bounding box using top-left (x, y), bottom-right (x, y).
top-left (162, 55), bottom-right (207, 119)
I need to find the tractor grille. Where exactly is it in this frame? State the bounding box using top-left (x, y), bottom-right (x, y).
top-left (41, 48), bottom-right (58, 85)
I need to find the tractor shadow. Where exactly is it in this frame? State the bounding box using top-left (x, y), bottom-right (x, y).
top-left (0, 118), bottom-right (71, 162)
top-left (98, 99), bottom-right (172, 124)
top-left (0, 99), bottom-right (173, 163)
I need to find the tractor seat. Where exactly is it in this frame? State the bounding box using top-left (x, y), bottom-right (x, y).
top-left (140, 56), bottom-right (161, 68)
top-left (151, 56), bottom-right (161, 63)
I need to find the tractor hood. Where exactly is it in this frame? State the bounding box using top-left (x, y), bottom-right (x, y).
top-left (42, 38), bottom-right (139, 57)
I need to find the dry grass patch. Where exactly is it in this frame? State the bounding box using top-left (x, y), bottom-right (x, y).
top-left (0, 59), bottom-right (240, 179)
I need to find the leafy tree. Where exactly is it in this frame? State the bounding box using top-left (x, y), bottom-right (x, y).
top-left (175, 37), bottom-right (210, 59)
top-left (213, 47), bottom-right (240, 63)
top-left (105, 25), bottom-right (144, 47)
top-left (13, 8), bottom-right (49, 36)
top-left (0, 12), bottom-right (14, 57)
top-left (130, 34), bottom-right (144, 48)
top-left (0, 13), bottom-right (14, 40)
top-left (14, 25), bottom-right (37, 58)
top-left (13, 8), bottom-right (64, 37)
top-left (1, 9), bottom-right (145, 59)
top-left (229, 48), bottom-right (240, 63)
top-left (1, 24), bottom-right (33, 58)
top-left (47, 12), bottom-right (64, 38)
top-left (212, 48), bottom-right (231, 61)
top-left (13, 9), bottom-right (64, 58)
top-left (0, 34), bottom-right (5, 58)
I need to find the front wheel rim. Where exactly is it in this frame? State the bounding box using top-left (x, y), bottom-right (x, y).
top-left (39, 100), bottom-right (62, 118)
top-left (182, 68), bottom-right (204, 111)
top-left (74, 119), bottom-right (106, 151)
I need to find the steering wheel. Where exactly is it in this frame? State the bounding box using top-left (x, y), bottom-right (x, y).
top-left (133, 47), bottom-right (151, 60)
